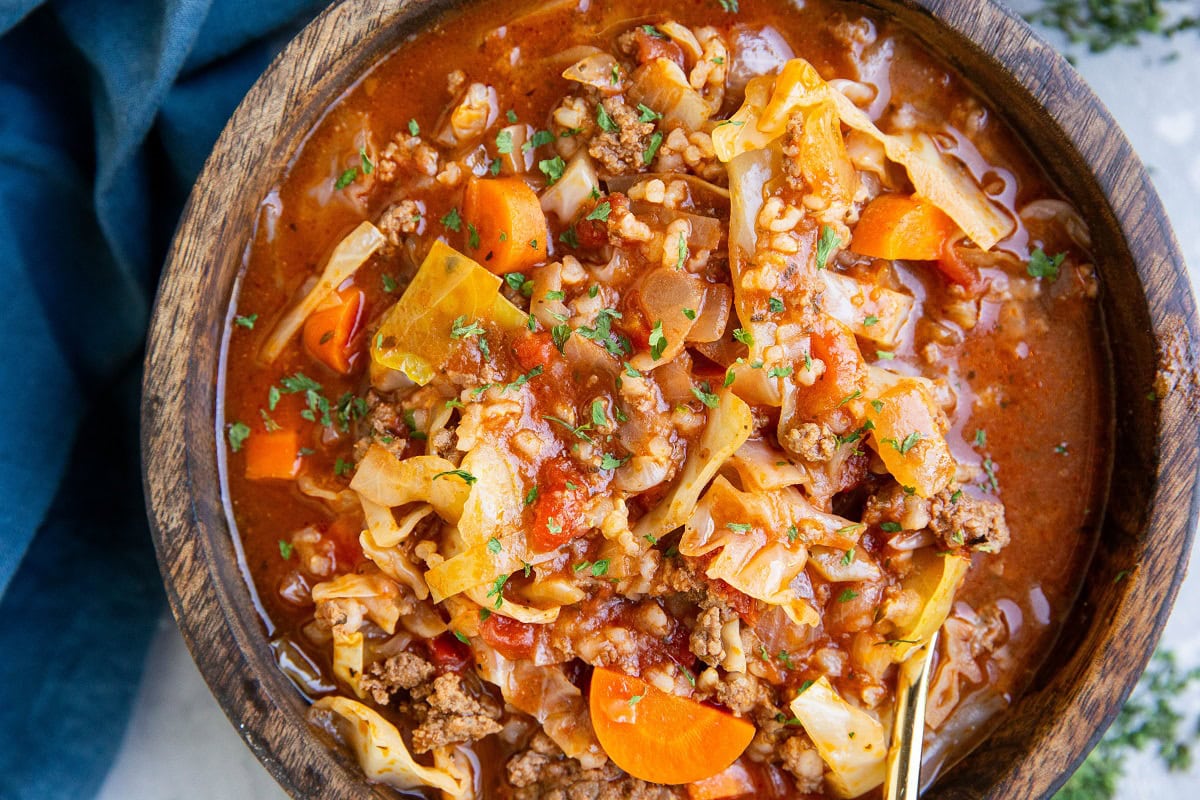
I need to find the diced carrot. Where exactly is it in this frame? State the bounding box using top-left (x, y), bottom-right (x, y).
top-left (463, 176), bottom-right (549, 274)
top-left (589, 667), bottom-right (755, 785)
top-left (244, 429), bottom-right (301, 480)
top-left (302, 286), bottom-right (365, 374)
top-left (792, 318), bottom-right (866, 420)
top-left (850, 193), bottom-right (960, 261)
top-left (687, 761), bottom-right (757, 800)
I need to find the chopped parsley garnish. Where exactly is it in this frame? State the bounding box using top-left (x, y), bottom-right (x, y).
top-left (590, 398), bottom-right (608, 427)
top-left (547, 518), bottom-right (563, 535)
top-left (816, 225), bottom-right (841, 270)
top-left (838, 389), bottom-right (862, 407)
top-left (486, 574), bottom-right (510, 609)
top-left (717, 0), bottom-right (740, 12)
top-left (586, 201), bottom-right (612, 222)
top-left (726, 522), bottom-right (752, 532)
top-left (787, 525), bottom-right (799, 543)
top-left (234, 313), bottom-right (257, 329)
top-left (981, 457), bottom-right (1000, 493)
top-left (591, 559), bottom-right (610, 577)
top-left (974, 428), bottom-right (987, 447)
top-left (628, 692), bottom-right (644, 707)
top-left (381, 274), bottom-right (398, 293)
top-left (545, 415), bottom-right (595, 444)
top-left (880, 522), bottom-right (903, 533)
top-left (524, 485), bottom-right (539, 506)
top-left (732, 327), bottom-right (754, 346)
top-left (767, 365), bottom-right (793, 378)
top-left (523, 130), bottom-right (555, 152)
top-left (637, 103), bottom-right (663, 122)
top-left (600, 453), bottom-right (629, 470)
top-left (495, 129), bottom-right (513, 154)
top-left (1056, 442), bottom-right (1070, 455)
top-left (596, 103), bottom-right (619, 133)
top-left (840, 548), bottom-right (856, 566)
top-left (539, 156), bottom-right (566, 185)
top-left (505, 272), bottom-right (534, 297)
top-left (334, 167), bottom-right (359, 190)
top-left (403, 409), bottom-right (427, 440)
top-left (545, 289), bottom-right (566, 301)
top-left (641, 24), bottom-right (666, 38)
top-left (467, 222), bottom-right (481, 250)
top-left (453, 630), bottom-right (470, 644)
top-left (864, 314), bottom-right (880, 327)
top-left (648, 321), bottom-right (667, 360)
top-left (559, 227), bottom-right (580, 248)
top-left (434, 469), bottom-right (478, 485)
top-left (334, 458), bottom-right (354, 477)
top-left (407, 118), bottom-right (420, 136)
top-left (682, 308), bottom-right (696, 321)
top-left (227, 422), bottom-right (250, 452)
top-left (691, 383), bottom-right (720, 408)
top-left (504, 365), bottom-right (543, 393)
top-left (1028, 247), bottom-right (1065, 280)
top-left (359, 147), bottom-right (374, 175)
top-left (506, 109), bottom-right (518, 123)
top-left (768, 297), bottom-right (785, 313)
top-left (642, 131), bottom-right (664, 164)
top-left (837, 589), bottom-right (859, 603)
top-left (876, 349), bottom-right (895, 360)
top-left (676, 234), bottom-right (689, 270)
top-left (278, 539), bottom-right (293, 560)
top-left (487, 537), bottom-right (502, 554)
top-left (883, 431), bottom-right (922, 455)
top-left (441, 207), bottom-right (463, 232)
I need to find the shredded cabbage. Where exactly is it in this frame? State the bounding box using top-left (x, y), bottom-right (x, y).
top-left (313, 697), bottom-right (474, 799)
top-left (889, 549), bottom-right (969, 663)
top-left (350, 445), bottom-right (470, 524)
top-left (862, 377), bottom-right (955, 498)
top-left (261, 221), bottom-right (384, 363)
top-left (372, 241), bottom-right (527, 384)
top-left (789, 676), bottom-right (887, 798)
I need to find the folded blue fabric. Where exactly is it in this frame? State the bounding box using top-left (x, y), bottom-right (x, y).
top-left (0, 1), bottom-right (323, 796)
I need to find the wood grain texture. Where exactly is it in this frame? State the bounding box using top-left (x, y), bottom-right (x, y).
top-left (140, 1), bottom-right (1200, 798)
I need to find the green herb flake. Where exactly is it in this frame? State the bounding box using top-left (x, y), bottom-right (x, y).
top-left (837, 588), bottom-right (859, 603)
top-left (768, 297), bottom-right (785, 313)
top-left (717, 0), bottom-right (740, 12)
top-left (524, 130), bottom-right (555, 152)
top-left (359, 147), bottom-right (374, 175)
top-left (642, 131), bottom-right (664, 165)
top-left (1027, 247), bottom-right (1065, 280)
top-left (648, 320), bottom-right (667, 360)
top-left (487, 537), bottom-right (502, 554)
top-left (726, 522), bottom-right (752, 532)
top-left (691, 383), bottom-right (720, 408)
top-left (863, 314), bottom-right (879, 327)
top-left (539, 156), bottom-right (566, 185)
top-left (227, 422), bottom-right (251, 452)
top-left (496, 129), bottom-right (514, 155)
top-left (768, 365), bottom-right (793, 379)
top-left (278, 539), bottom-right (293, 560)
top-left (600, 453), bottom-right (629, 470)
top-left (787, 525), bottom-right (799, 543)
top-left (441, 207), bottom-right (463, 232)
top-left (434, 469), bottom-right (478, 485)
top-left (334, 167), bottom-right (359, 190)
top-left (637, 103), bottom-right (663, 123)
top-left (486, 574), bottom-right (510, 609)
top-left (596, 103), bottom-right (619, 133)
top-left (880, 522), bottom-right (903, 533)
top-left (407, 118), bottom-right (420, 136)
top-left (732, 327), bottom-right (754, 347)
top-left (591, 559), bottom-right (610, 577)
top-left (234, 313), bottom-right (257, 329)
top-left (816, 225), bottom-right (841, 270)
top-left (840, 548), bottom-right (856, 566)
top-left (334, 458), bottom-right (354, 477)
top-left (586, 201), bottom-right (612, 222)
top-left (506, 109), bottom-right (518, 123)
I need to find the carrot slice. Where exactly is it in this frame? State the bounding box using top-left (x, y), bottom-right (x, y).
top-left (687, 760), bottom-right (757, 800)
top-left (463, 176), bottom-right (549, 274)
top-left (850, 193), bottom-right (960, 261)
top-left (244, 429), bottom-right (301, 480)
top-left (302, 286), bottom-right (365, 374)
top-left (589, 667), bottom-right (755, 785)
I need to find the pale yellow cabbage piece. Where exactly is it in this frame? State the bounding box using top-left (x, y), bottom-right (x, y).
top-left (713, 57), bottom-right (1012, 250)
top-left (359, 499), bottom-right (432, 600)
top-left (311, 572), bottom-right (406, 697)
top-left (475, 643), bottom-right (606, 768)
top-left (629, 57), bottom-right (714, 131)
top-left (261, 221), bottom-right (385, 363)
top-left (540, 152), bottom-right (600, 221)
top-left (682, 476), bottom-right (818, 626)
top-left (789, 676), bottom-right (887, 798)
top-left (819, 270), bottom-right (913, 348)
top-left (314, 696), bottom-right (473, 799)
top-left (350, 445), bottom-right (469, 524)
top-left (372, 241), bottom-right (527, 385)
top-left (632, 388), bottom-right (753, 545)
top-left (888, 548), bottom-right (969, 663)
top-left (863, 378), bottom-right (955, 498)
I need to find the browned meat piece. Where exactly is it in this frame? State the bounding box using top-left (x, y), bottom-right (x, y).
top-left (377, 199), bottom-right (423, 247)
top-left (714, 671), bottom-right (763, 716)
top-left (588, 97), bottom-right (656, 175)
top-left (781, 112), bottom-right (807, 191)
top-left (928, 487), bottom-right (1010, 553)
top-left (376, 132), bottom-right (439, 182)
top-left (781, 420), bottom-right (837, 462)
top-left (501, 732), bottom-right (684, 800)
top-left (780, 734), bottom-right (825, 793)
top-left (359, 652), bottom-right (435, 706)
top-left (410, 673), bottom-right (503, 753)
top-left (689, 606), bottom-right (726, 666)
top-left (351, 391), bottom-right (408, 462)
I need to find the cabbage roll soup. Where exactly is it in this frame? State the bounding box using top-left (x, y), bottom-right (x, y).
top-left (220, 0), bottom-right (1110, 797)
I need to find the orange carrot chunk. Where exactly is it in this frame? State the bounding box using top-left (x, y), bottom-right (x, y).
top-left (244, 429), bottom-right (302, 481)
top-left (687, 761), bottom-right (757, 800)
top-left (302, 286), bottom-right (365, 374)
top-left (589, 667), bottom-right (755, 785)
top-left (463, 176), bottom-right (549, 274)
top-left (850, 193), bottom-right (960, 261)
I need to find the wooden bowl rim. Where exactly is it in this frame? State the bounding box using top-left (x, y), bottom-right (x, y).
top-left (141, 1), bottom-right (1200, 798)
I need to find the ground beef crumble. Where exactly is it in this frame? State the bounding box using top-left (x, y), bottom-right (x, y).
top-left (588, 96), bottom-right (656, 175)
top-left (781, 420), bottom-right (838, 462)
top-left (500, 732), bottom-right (684, 800)
top-left (929, 487), bottom-right (1010, 552)
top-left (359, 651), bottom-right (435, 706)
top-left (409, 672), bottom-right (503, 753)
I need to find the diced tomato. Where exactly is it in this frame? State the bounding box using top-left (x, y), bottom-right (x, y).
top-left (427, 632), bottom-right (473, 671)
top-left (480, 613), bottom-right (538, 661)
top-left (936, 238), bottom-right (986, 295)
top-left (529, 457), bottom-right (587, 552)
top-left (633, 27), bottom-right (685, 68)
top-left (514, 331), bottom-right (555, 371)
top-left (709, 578), bottom-right (760, 626)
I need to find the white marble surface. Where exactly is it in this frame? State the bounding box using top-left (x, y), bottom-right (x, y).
top-left (97, 14), bottom-right (1200, 800)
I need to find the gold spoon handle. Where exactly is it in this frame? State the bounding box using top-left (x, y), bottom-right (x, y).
top-left (884, 630), bottom-right (940, 800)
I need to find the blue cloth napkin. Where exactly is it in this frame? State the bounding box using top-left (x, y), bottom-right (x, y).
top-left (0, 1), bottom-right (324, 797)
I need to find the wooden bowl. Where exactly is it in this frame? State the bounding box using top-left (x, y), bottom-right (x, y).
top-left (141, 1), bottom-right (1200, 797)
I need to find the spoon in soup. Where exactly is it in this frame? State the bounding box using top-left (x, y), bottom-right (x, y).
top-left (884, 630), bottom-right (940, 800)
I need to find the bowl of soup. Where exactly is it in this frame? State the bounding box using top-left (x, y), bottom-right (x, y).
top-left (141, 0), bottom-right (1199, 798)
